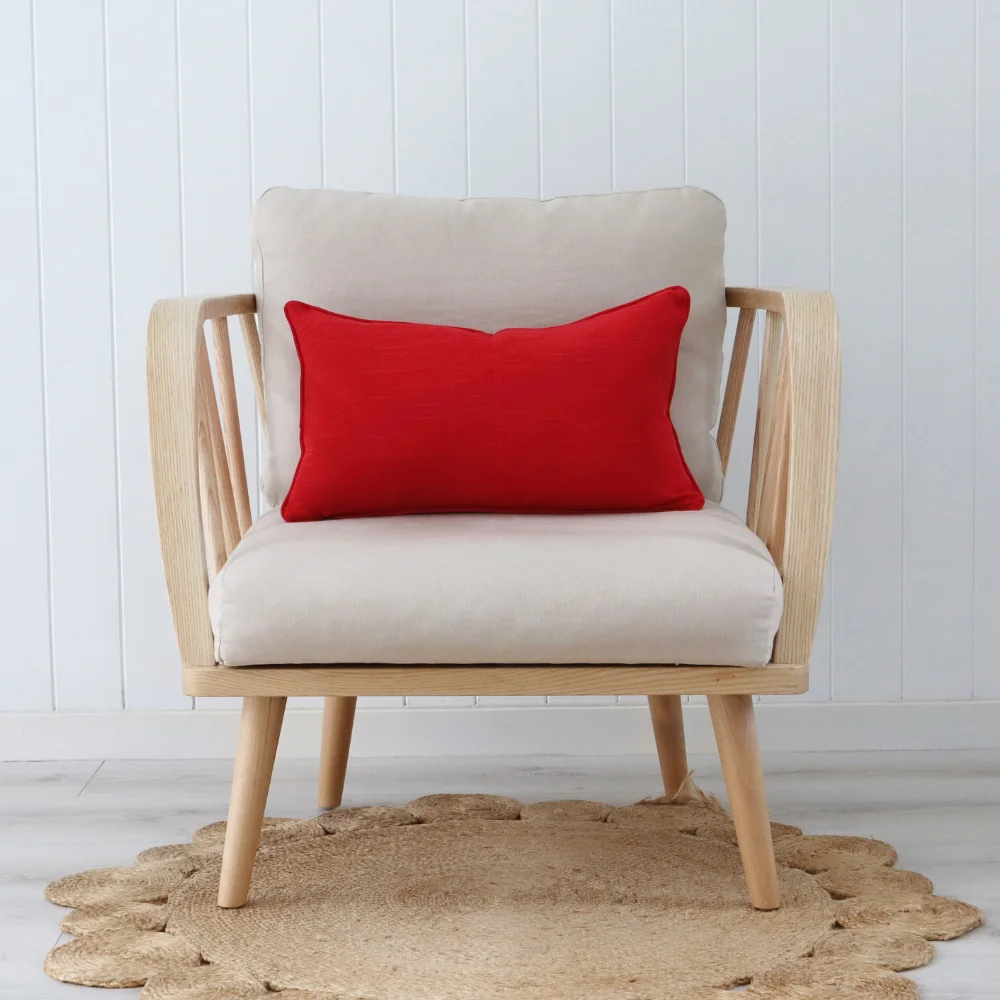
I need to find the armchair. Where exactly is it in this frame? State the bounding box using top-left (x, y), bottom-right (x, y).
top-left (147, 189), bottom-right (839, 912)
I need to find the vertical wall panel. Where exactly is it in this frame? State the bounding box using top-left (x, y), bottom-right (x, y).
top-left (34, 0), bottom-right (123, 710)
top-left (903, 0), bottom-right (976, 700)
top-left (393, 0), bottom-right (467, 198)
top-left (758, 0), bottom-right (831, 701)
top-left (611, 0), bottom-right (684, 191)
top-left (0, 0), bottom-right (52, 709)
top-left (178, 0), bottom-right (253, 294)
top-left (105, 0), bottom-right (187, 710)
top-left (466, 0), bottom-right (539, 198)
top-left (178, 0), bottom-right (255, 712)
top-left (830, 0), bottom-right (904, 701)
top-left (250, 0), bottom-right (323, 196)
top-left (322, 0), bottom-right (394, 192)
top-left (685, 0), bottom-right (758, 521)
top-left (538, 0), bottom-right (612, 198)
top-left (975, 0), bottom-right (1000, 699)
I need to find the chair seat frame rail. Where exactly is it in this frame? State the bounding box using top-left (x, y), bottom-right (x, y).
top-left (147, 286), bottom-right (840, 910)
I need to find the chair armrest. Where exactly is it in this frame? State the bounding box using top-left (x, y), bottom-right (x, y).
top-left (147, 294), bottom-right (257, 668)
top-left (724, 288), bottom-right (841, 666)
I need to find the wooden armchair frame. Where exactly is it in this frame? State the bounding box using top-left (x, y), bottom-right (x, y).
top-left (147, 287), bottom-right (840, 910)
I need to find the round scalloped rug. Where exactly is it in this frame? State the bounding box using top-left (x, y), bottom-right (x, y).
top-left (44, 784), bottom-right (982, 999)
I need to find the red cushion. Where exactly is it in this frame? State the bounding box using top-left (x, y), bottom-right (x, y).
top-left (281, 287), bottom-right (705, 521)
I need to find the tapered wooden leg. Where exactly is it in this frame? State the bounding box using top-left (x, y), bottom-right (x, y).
top-left (707, 694), bottom-right (780, 910)
top-left (647, 694), bottom-right (689, 797)
top-left (318, 695), bottom-right (357, 809)
top-left (218, 696), bottom-right (286, 908)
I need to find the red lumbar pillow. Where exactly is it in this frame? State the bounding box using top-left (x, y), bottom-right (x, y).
top-left (281, 287), bottom-right (705, 521)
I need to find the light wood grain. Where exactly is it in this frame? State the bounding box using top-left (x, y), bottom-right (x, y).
top-left (716, 306), bottom-right (756, 475)
top-left (318, 696), bottom-right (357, 809)
top-left (181, 664), bottom-right (809, 698)
top-left (218, 695), bottom-right (286, 907)
top-left (237, 312), bottom-right (267, 438)
top-left (708, 694), bottom-right (780, 909)
top-left (196, 336), bottom-right (239, 558)
top-left (210, 317), bottom-right (252, 537)
top-left (647, 694), bottom-right (688, 796)
top-left (747, 310), bottom-right (784, 532)
top-left (726, 288), bottom-right (840, 666)
top-left (147, 295), bottom-right (255, 668)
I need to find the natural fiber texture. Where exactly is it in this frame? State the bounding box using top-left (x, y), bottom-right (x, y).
top-left (405, 792), bottom-right (522, 821)
top-left (747, 955), bottom-right (921, 998)
top-left (60, 900), bottom-right (168, 936)
top-left (315, 804), bottom-right (416, 834)
top-left (141, 966), bottom-right (271, 999)
top-left (43, 789), bottom-right (982, 999)
top-left (191, 816), bottom-right (324, 848)
top-left (811, 927), bottom-right (935, 972)
top-left (836, 894), bottom-right (984, 940)
top-left (44, 928), bottom-right (201, 988)
top-left (519, 798), bottom-right (611, 823)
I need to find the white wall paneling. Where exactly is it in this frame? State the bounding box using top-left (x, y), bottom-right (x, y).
top-left (902, 0), bottom-right (976, 701)
top-left (2, 0), bottom-right (999, 747)
top-left (611, 0), bottom-right (685, 192)
top-left (105, 0), bottom-right (187, 711)
top-left (393, 0), bottom-right (467, 198)
top-left (830, 0), bottom-right (904, 701)
top-left (0, 0), bottom-right (51, 710)
top-left (538, 0), bottom-right (612, 199)
top-left (321, 0), bottom-right (395, 193)
top-left (975, 1), bottom-right (1000, 700)
top-left (466, 0), bottom-right (539, 198)
top-left (33, 0), bottom-right (123, 711)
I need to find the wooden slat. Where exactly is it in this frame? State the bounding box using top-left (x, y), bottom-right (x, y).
top-left (196, 335), bottom-right (240, 557)
top-left (182, 663), bottom-right (809, 698)
top-left (756, 346), bottom-right (791, 568)
top-left (717, 306), bottom-right (757, 474)
top-left (238, 312), bottom-right (267, 439)
top-left (771, 291), bottom-right (841, 666)
top-left (237, 312), bottom-right (265, 428)
top-left (210, 317), bottom-right (252, 536)
top-left (747, 310), bottom-right (785, 532)
top-left (195, 401), bottom-right (226, 578)
top-left (725, 287), bottom-right (785, 312)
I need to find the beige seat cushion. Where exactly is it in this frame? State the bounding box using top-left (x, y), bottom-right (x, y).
top-left (252, 186), bottom-right (728, 507)
top-left (209, 504), bottom-right (782, 668)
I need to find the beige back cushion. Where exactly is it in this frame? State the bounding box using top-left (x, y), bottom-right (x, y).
top-left (253, 186), bottom-right (728, 507)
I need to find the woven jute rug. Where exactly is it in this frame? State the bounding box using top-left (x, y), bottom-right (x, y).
top-left (43, 782), bottom-right (982, 999)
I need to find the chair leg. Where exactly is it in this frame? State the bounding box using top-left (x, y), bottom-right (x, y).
top-left (318, 695), bottom-right (357, 809)
top-left (707, 693), bottom-right (781, 910)
top-left (218, 695), bottom-right (286, 908)
top-left (647, 694), bottom-right (689, 797)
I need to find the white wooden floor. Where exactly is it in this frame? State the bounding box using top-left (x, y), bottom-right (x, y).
top-left (2, 751), bottom-right (997, 999)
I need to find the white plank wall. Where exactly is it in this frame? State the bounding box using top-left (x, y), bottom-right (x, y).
top-left (902, 1), bottom-right (977, 701)
top-left (2, 0), bottom-right (999, 733)
top-left (33, 0), bottom-right (123, 711)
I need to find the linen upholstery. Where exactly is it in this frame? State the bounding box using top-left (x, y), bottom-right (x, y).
top-left (252, 186), bottom-right (728, 507)
top-left (209, 504), bottom-right (783, 667)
